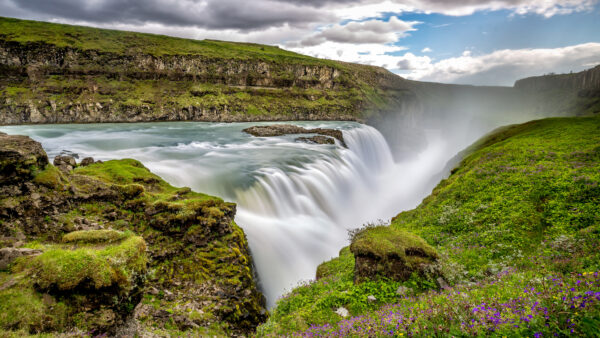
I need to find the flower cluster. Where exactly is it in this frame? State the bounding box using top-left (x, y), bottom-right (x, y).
top-left (294, 271), bottom-right (600, 337)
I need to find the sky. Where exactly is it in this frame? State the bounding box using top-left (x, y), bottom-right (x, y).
top-left (1, 0), bottom-right (599, 86)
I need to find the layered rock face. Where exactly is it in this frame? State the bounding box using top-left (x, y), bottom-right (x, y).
top-left (0, 39), bottom-right (342, 90)
top-left (0, 133), bottom-right (266, 336)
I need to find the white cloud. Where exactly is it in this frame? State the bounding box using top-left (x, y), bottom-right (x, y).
top-left (398, 42), bottom-right (600, 85)
top-left (421, 47), bottom-right (432, 53)
top-left (398, 0), bottom-right (598, 17)
top-left (294, 16), bottom-right (420, 46)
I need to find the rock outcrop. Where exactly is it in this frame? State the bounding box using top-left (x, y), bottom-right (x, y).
top-left (243, 124), bottom-right (347, 147)
top-left (349, 226), bottom-right (439, 283)
top-left (0, 134), bottom-right (266, 336)
top-left (514, 65), bottom-right (600, 92)
top-left (0, 132), bottom-right (48, 184)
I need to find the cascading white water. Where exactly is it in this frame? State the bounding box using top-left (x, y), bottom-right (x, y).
top-left (235, 126), bottom-right (450, 306)
top-left (0, 121), bottom-right (454, 307)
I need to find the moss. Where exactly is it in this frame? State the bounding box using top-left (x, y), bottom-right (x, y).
top-left (0, 286), bottom-right (67, 333)
top-left (316, 247), bottom-right (354, 280)
top-left (350, 226), bottom-right (438, 261)
top-left (32, 165), bottom-right (64, 189)
top-left (62, 229), bottom-right (129, 244)
top-left (23, 233), bottom-right (146, 291)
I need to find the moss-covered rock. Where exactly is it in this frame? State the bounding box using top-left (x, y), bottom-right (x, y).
top-left (0, 230), bottom-right (146, 334)
top-left (0, 136), bottom-right (267, 336)
top-left (25, 231), bottom-right (146, 291)
top-left (350, 226), bottom-right (438, 283)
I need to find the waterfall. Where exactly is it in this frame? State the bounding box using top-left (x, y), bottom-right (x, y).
top-left (0, 121), bottom-right (451, 309)
top-left (234, 125), bottom-right (444, 307)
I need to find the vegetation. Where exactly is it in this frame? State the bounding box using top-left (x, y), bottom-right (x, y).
top-left (0, 231), bottom-right (146, 333)
top-left (0, 143), bottom-right (265, 336)
top-left (257, 116), bottom-right (600, 336)
top-left (0, 16), bottom-right (331, 64)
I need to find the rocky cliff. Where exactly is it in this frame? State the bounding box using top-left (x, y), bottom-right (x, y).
top-left (514, 65), bottom-right (600, 91)
top-left (0, 17), bottom-right (412, 125)
top-left (0, 132), bottom-right (266, 336)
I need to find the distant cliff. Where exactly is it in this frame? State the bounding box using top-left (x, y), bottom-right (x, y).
top-left (515, 65), bottom-right (600, 91)
top-left (0, 17), bottom-right (411, 125)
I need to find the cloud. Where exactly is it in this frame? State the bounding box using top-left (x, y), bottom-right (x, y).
top-left (400, 43), bottom-right (600, 85)
top-left (421, 47), bottom-right (432, 53)
top-left (400, 0), bottom-right (598, 17)
top-left (2, 0), bottom-right (332, 30)
top-left (295, 16), bottom-right (419, 47)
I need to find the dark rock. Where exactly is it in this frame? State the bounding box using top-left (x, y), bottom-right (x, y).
top-left (350, 226), bottom-right (439, 283)
top-left (296, 135), bottom-right (335, 145)
top-left (59, 150), bottom-right (79, 159)
top-left (80, 157), bottom-right (95, 166)
top-left (0, 132), bottom-right (49, 185)
top-left (243, 124), bottom-right (347, 147)
top-left (0, 247), bottom-right (42, 270)
top-left (53, 155), bottom-right (77, 167)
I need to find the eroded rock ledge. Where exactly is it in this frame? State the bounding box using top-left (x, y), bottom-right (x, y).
top-left (0, 133), bottom-right (266, 336)
top-left (243, 124), bottom-right (347, 147)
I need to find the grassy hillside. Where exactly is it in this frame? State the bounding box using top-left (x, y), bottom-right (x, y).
top-left (257, 116), bottom-right (600, 336)
top-left (0, 17), bottom-right (411, 124)
top-left (0, 17), bottom-right (336, 65)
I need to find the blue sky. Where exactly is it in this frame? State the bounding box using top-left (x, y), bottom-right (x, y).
top-left (1, 0), bottom-right (599, 85)
top-left (394, 8), bottom-right (600, 58)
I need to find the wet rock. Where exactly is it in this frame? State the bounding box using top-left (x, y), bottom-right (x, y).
top-left (0, 132), bottom-right (49, 184)
top-left (296, 135), bottom-right (335, 145)
top-left (243, 124), bottom-right (347, 147)
top-left (335, 307), bottom-right (349, 318)
top-left (59, 150), bottom-right (79, 159)
top-left (0, 247), bottom-right (42, 270)
top-left (80, 157), bottom-right (95, 166)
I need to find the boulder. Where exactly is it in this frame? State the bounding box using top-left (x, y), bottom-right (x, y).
top-left (335, 307), bottom-right (349, 318)
top-left (54, 155), bottom-right (77, 172)
top-left (80, 157), bottom-right (95, 166)
top-left (0, 132), bottom-right (49, 185)
top-left (350, 226), bottom-right (439, 283)
top-left (0, 247), bottom-right (42, 270)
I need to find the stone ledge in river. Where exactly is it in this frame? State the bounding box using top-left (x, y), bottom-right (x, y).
top-left (243, 124), bottom-right (347, 147)
top-left (296, 135), bottom-right (336, 145)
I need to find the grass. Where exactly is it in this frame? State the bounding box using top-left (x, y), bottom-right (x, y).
top-left (257, 116), bottom-right (600, 336)
top-left (0, 17), bottom-right (334, 66)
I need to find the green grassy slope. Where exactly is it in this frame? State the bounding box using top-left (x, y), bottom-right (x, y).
top-left (257, 116), bottom-right (600, 336)
top-left (0, 17), bottom-right (333, 64)
top-left (0, 17), bottom-right (410, 123)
